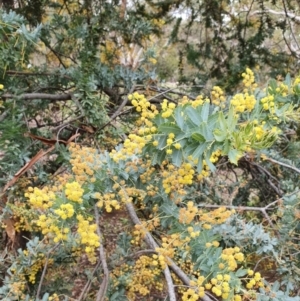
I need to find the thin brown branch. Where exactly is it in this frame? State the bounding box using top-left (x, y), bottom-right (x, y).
top-left (6, 70), bottom-right (71, 79)
top-left (2, 93), bottom-right (72, 101)
top-left (51, 114), bottom-right (84, 132)
top-left (248, 161), bottom-right (283, 197)
top-left (125, 202), bottom-right (176, 301)
top-left (125, 201), bottom-right (214, 301)
top-left (282, 0), bottom-right (300, 52)
top-left (265, 157), bottom-right (300, 175)
top-left (97, 86), bottom-right (135, 132)
top-left (94, 205), bottom-right (109, 301)
top-left (77, 260), bottom-right (102, 301)
top-left (36, 243), bottom-right (61, 300)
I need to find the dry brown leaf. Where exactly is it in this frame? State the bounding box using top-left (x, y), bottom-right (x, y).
top-left (2, 133), bottom-right (80, 193)
top-left (2, 218), bottom-right (16, 244)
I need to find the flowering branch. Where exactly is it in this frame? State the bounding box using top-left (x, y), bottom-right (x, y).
top-left (125, 201), bottom-right (214, 301)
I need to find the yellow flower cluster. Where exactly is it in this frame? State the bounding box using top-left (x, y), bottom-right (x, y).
top-left (179, 95), bottom-right (208, 108)
top-left (196, 161), bottom-right (211, 181)
top-left (242, 68), bottom-right (257, 89)
top-left (126, 255), bottom-right (164, 299)
top-left (28, 254), bottom-right (47, 284)
top-left (36, 215), bottom-right (69, 242)
top-left (69, 143), bottom-right (98, 184)
top-left (148, 57), bottom-right (157, 65)
top-left (211, 86), bottom-right (226, 106)
top-left (293, 76), bottom-right (300, 93)
top-left (7, 281), bottom-right (26, 300)
top-left (0, 83), bottom-right (4, 89)
top-left (191, 95), bottom-right (206, 108)
top-left (54, 203), bottom-right (74, 219)
top-left (25, 186), bottom-right (55, 210)
top-left (130, 92), bottom-right (158, 125)
top-left (9, 202), bottom-right (36, 232)
top-left (96, 192), bottom-right (121, 212)
top-left (77, 214), bottom-right (100, 262)
top-left (209, 149), bottom-right (222, 163)
top-left (110, 92), bottom-right (159, 161)
top-left (231, 92), bottom-right (256, 113)
top-left (220, 247), bottom-right (245, 271)
top-left (276, 82), bottom-right (288, 96)
top-left (161, 99), bottom-right (176, 118)
top-left (65, 181), bottom-right (84, 203)
top-left (162, 162), bottom-right (195, 194)
top-left (261, 94), bottom-right (275, 112)
top-left (179, 201), bottom-right (198, 224)
top-left (48, 293), bottom-right (59, 301)
top-left (131, 217), bottom-right (160, 245)
top-left (164, 132), bottom-right (183, 154)
top-left (152, 18), bottom-right (165, 28)
top-left (199, 207), bottom-right (235, 225)
top-left (246, 270), bottom-right (263, 289)
top-left (99, 40), bottom-right (121, 65)
top-left (182, 287), bottom-right (205, 301)
top-left (140, 161), bottom-right (156, 183)
top-left (131, 223), bottom-right (147, 245)
top-left (253, 124), bottom-right (265, 140)
top-left (187, 226), bottom-right (200, 239)
top-left (207, 274), bottom-right (231, 299)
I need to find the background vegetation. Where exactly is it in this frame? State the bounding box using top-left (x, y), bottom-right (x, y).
top-left (0, 1), bottom-right (300, 300)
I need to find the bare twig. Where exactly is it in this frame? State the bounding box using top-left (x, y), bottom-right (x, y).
top-left (6, 70), bottom-right (72, 79)
top-left (94, 205), bottom-right (109, 301)
top-left (2, 93), bottom-right (72, 101)
top-left (265, 157), bottom-right (300, 175)
top-left (77, 260), bottom-right (102, 301)
top-left (248, 161), bottom-right (283, 197)
top-left (36, 243), bottom-right (61, 300)
top-left (97, 86), bottom-right (135, 132)
top-left (51, 114), bottom-right (84, 132)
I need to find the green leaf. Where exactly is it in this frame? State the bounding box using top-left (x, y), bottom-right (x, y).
top-left (185, 106), bottom-right (201, 126)
top-left (197, 158), bottom-right (203, 172)
top-left (172, 149), bottom-right (183, 167)
top-left (223, 138), bottom-right (230, 155)
top-left (151, 150), bottom-right (166, 165)
top-left (269, 78), bottom-right (278, 92)
top-left (160, 202), bottom-right (179, 218)
top-left (191, 132), bottom-right (205, 142)
top-left (218, 111), bottom-right (227, 132)
top-left (157, 135), bottom-right (167, 149)
top-left (205, 152), bottom-right (216, 172)
top-left (228, 149), bottom-right (243, 165)
top-left (199, 122), bottom-right (214, 140)
top-left (42, 293), bottom-right (50, 301)
top-left (227, 106), bottom-right (237, 132)
top-left (213, 128), bottom-right (227, 142)
top-left (174, 106), bottom-right (185, 130)
top-left (201, 101), bottom-right (210, 122)
top-left (284, 73), bottom-right (292, 88)
top-left (207, 112), bottom-right (219, 128)
top-left (153, 115), bottom-right (165, 126)
top-left (158, 123), bottom-right (182, 135)
top-left (184, 142), bottom-right (199, 156)
top-left (192, 143), bottom-right (208, 159)
top-left (235, 268), bottom-right (248, 277)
